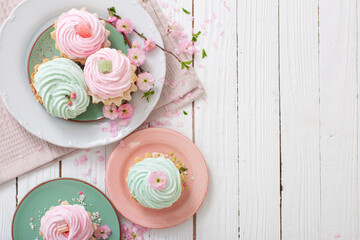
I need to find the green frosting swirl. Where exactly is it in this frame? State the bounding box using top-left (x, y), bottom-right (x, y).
top-left (33, 58), bottom-right (89, 119)
top-left (127, 157), bottom-right (182, 209)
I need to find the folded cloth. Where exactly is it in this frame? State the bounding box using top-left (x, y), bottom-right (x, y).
top-left (0, 0), bottom-right (204, 184)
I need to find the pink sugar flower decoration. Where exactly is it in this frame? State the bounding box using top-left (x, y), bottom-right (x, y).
top-left (131, 39), bottom-right (142, 49)
top-left (149, 171), bottom-right (167, 190)
top-left (118, 104), bottom-right (134, 119)
top-left (94, 224), bottom-right (112, 239)
top-left (102, 103), bottom-right (118, 120)
top-left (127, 48), bottom-right (146, 67)
top-left (136, 72), bottom-right (155, 91)
top-left (178, 39), bottom-right (197, 55)
top-left (107, 15), bottom-right (118, 24)
top-left (143, 38), bottom-right (156, 52)
top-left (116, 18), bottom-right (134, 34)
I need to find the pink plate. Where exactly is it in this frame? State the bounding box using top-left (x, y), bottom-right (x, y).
top-left (106, 127), bottom-right (208, 229)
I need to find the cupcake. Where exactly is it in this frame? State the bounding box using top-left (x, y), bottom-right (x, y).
top-left (51, 7), bottom-right (111, 65)
top-left (39, 201), bottom-right (96, 240)
top-left (31, 57), bottom-right (90, 119)
top-left (84, 48), bottom-right (137, 106)
top-left (127, 152), bottom-right (188, 209)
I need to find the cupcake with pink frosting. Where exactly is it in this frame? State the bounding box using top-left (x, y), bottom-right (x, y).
top-left (84, 48), bottom-right (138, 106)
top-left (51, 7), bottom-right (111, 65)
top-left (39, 201), bottom-right (96, 240)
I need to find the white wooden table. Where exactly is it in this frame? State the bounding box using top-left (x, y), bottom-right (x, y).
top-left (1, 0), bottom-right (359, 239)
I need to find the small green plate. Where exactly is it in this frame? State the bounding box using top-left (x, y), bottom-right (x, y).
top-left (28, 22), bottom-right (129, 122)
top-left (12, 178), bottom-right (121, 239)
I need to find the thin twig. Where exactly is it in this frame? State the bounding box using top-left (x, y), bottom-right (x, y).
top-left (107, 8), bottom-right (183, 63)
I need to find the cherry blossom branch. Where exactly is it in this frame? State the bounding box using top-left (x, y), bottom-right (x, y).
top-left (107, 8), bottom-right (183, 63)
top-left (132, 29), bottom-right (182, 63)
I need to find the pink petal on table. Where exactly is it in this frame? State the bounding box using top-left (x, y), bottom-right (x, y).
top-left (119, 140), bottom-right (125, 148)
top-left (92, 177), bottom-right (98, 185)
top-left (85, 149), bottom-right (90, 152)
top-left (197, 63), bottom-right (204, 68)
top-left (101, 127), bottom-right (108, 132)
top-left (73, 158), bottom-right (79, 167)
top-left (212, 13), bottom-right (218, 19)
top-left (187, 92), bottom-right (194, 100)
top-left (79, 155), bottom-right (88, 165)
top-left (196, 105), bottom-right (201, 109)
top-left (97, 156), bottom-right (105, 162)
top-left (201, 24), bottom-right (206, 30)
top-left (204, 18), bottom-right (210, 24)
top-left (37, 146), bottom-right (43, 151)
top-left (177, 121), bottom-right (184, 127)
top-left (95, 150), bottom-right (101, 154)
top-left (180, 80), bottom-right (185, 86)
top-left (220, 30), bottom-right (225, 36)
top-left (216, 21), bottom-right (222, 27)
top-left (97, 122), bottom-right (104, 125)
top-left (202, 97), bottom-right (208, 103)
top-left (334, 233), bottom-right (341, 238)
top-left (212, 43), bottom-right (218, 49)
top-left (159, 1), bottom-right (169, 8)
top-left (226, 6), bottom-right (231, 12)
top-left (81, 168), bottom-right (92, 177)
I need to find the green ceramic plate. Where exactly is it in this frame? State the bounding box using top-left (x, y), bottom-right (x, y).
top-left (12, 178), bottom-right (121, 239)
top-left (28, 22), bottom-right (129, 122)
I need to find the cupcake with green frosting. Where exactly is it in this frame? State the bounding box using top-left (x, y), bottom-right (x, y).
top-left (127, 152), bottom-right (188, 209)
top-left (31, 57), bottom-right (90, 120)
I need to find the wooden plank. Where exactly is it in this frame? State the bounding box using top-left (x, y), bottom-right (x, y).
top-left (193, 0), bottom-right (238, 239)
top-left (236, 0), bottom-right (281, 238)
top-left (319, 0), bottom-right (358, 239)
top-left (0, 179), bottom-right (16, 240)
top-left (61, 147), bottom-right (106, 192)
top-left (279, 0), bottom-right (321, 239)
top-left (18, 162), bottom-right (59, 201)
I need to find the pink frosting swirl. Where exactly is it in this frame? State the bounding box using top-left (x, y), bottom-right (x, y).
top-left (84, 48), bottom-right (133, 99)
top-left (56, 9), bottom-right (106, 59)
top-left (40, 204), bottom-right (94, 240)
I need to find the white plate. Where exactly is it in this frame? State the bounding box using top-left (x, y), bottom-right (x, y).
top-left (0, 0), bottom-right (165, 148)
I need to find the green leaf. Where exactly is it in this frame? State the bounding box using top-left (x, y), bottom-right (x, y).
top-left (183, 111), bottom-right (188, 115)
top-left (182, 8), bottom-right (191, 14)
top-left (179, 167), bottom-right (188, 172)
top-left (202, 49), bottom-right (207, 59)
top-left (181, 60), bottom-right (193, 70)
top-left (108, 6), bottom-right (116, 16)
top-left (191, 31), bottom-right (201, 42)
top-left (142, 90), bottom-right (155, 102)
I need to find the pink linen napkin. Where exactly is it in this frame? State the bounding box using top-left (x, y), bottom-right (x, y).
top-left (0, 0), bottom-right (204, 184)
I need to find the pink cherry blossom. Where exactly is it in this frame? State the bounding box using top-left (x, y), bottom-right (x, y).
top-left (122, 223), bottom-right (147, 240)
top-left (167, 19), bottom-right (186, 39)
top-left (127, 48), bottom-right (146, 67)
top-left (116, 18), bottom-right (134, 34)
top-left (131, 39), bottom-right (142, 49)
top-left (178, 39), bottom-right (197, 55)
top-left (94, 224), bottom-right (112, 239)
top-left (143, 39), bottom-right (156, 52)
top-left (136, 72), bottom-right (155, 91)
top-left (118, 104), bottom-right (134, 119)
top-left (102, 104), bottom-right (118, 120)
top-left (107, 16), bottom-right (118, 24)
